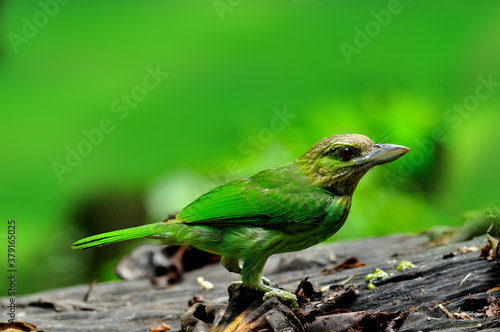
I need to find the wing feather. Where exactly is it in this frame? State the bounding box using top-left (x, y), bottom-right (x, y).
top-left (176, 168), bottom-right (334, 228)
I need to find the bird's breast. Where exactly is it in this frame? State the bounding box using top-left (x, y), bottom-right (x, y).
top-left (274, 195), bottom-right (352, 254)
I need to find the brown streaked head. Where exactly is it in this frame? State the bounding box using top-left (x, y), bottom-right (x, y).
top-left (299, 134), bottom-right (409, 196)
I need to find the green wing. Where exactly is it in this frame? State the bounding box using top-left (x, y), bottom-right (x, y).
top-left (176, 167), bottom-right (334, 228)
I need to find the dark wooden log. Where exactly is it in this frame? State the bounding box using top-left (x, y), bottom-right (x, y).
top-left (2, 234), bottom-right (500, 331)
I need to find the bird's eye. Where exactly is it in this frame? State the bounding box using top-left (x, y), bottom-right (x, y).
top-left (339, 147), bottom-right (356, 161)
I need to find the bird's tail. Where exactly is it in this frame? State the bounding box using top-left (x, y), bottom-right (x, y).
top-left (71, 221), bottom-right (175, 250)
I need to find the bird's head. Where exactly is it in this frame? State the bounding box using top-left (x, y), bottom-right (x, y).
top-left (299, 134), bottom-right (409, 196)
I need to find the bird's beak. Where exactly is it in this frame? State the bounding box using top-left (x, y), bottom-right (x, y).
top-left (355, 144), bottom-right (410, 167)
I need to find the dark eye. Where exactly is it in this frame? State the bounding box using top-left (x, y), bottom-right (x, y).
top-left (339, 147), bottom-right (355, 161)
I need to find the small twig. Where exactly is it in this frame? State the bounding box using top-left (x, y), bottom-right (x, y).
top-left (439, 303), bottom-right (454, 319)
top-left (294, 277), bottom-right (310, 295)
top-left (83, 278), bottom-right (98, 302)
top-left (340, 273), bottom-right (360, 285)
top-left (149, 322), bottom-right (171, 332)
top-left (459, 273), bottom-right (472, 287)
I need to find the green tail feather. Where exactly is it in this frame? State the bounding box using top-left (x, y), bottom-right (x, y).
top-left (72, 222), bottom-right (169, 249)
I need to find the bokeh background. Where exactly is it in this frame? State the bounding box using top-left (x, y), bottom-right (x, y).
top-left (1, 1), bottom-right (499, 296)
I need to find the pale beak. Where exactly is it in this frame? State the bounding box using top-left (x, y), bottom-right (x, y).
top-left (355, 144), bottom-right (410, 167)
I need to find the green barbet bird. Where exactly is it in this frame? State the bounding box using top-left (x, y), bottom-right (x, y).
top-left (72, 134), bottom-right (409, 310)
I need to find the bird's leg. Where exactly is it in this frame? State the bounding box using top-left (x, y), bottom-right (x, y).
top-left (221, 256), bottom-right (242, 273)
top-left (241, 255), bottom-right (298, 311)
top-left (223, 256), bottom-right (248, 289)
top-left (222, 256), bottom-right (271, 285)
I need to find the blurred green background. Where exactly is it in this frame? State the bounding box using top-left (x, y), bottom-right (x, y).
top-left (1, 1), bottom-right (499, 295)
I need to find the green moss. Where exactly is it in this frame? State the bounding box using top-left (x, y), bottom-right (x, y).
top-left (397, 261), bottom-right (415, 271)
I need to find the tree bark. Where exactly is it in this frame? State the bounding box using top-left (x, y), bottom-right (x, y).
top-left (2, 234), bottom-right (500, 331)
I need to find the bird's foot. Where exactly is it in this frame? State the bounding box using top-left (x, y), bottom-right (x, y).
top-left (262, 289), bottom-right (298, 312)
top-left (229, 280), bottom-right (243, 288)
top-left (230, 281), bottom-right (298, 311)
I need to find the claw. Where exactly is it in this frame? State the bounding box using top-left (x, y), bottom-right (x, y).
top-left (229, 280), bottom-right (243, 289)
